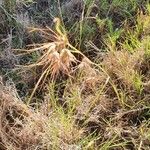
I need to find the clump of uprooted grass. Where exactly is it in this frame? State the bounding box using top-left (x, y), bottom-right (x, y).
top-left (15, 18), bottom-right (93, 102)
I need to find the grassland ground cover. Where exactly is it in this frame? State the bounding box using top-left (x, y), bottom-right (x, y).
top-left (0, 0), bottom-right (150, 149)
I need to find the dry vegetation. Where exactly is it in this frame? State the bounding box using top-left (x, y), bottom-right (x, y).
top-left (0, 0), bottom-right (150, 149)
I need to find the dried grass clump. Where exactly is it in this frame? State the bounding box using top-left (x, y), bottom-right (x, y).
top-left (103, 50), bottom-right (144, 90)
top-left (18, 26), bottom-right (77, 78)
top-left (15, 18), bottom-right (94, 101)
top-left (0, 81), bottom-right (45, 150)
top-left (0, 80), bottom-right (85, 150)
